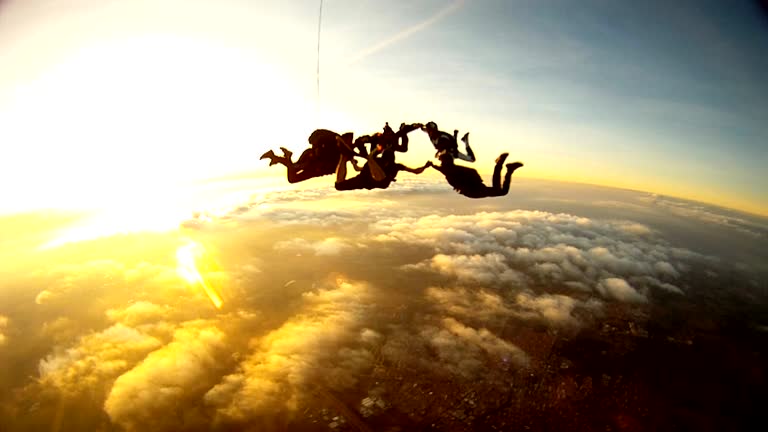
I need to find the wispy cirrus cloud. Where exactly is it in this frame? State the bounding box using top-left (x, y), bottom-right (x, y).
top-left (345, 0), bottom-right (465, 66)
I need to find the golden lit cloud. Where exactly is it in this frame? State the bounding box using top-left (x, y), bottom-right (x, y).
top-left (104, 320), bottom-right (228, 432)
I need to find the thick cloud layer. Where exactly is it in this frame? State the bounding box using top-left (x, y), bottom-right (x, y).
top-left (643, 193), bottom-right (768, 239)
top-left (4, 180), bottom-right (759, 431)
top-left (374, 210), bottom-right (700, 306)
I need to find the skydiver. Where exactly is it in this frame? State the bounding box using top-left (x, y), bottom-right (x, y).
top-left (352, 122), bottom-right (420, 157)
top-left (428, 151), bottom-right (523, 198)
top-left (337, 122), bottom-right (422, 182)
top-left (420, 121), bottom-right (476, 162)
top-left (260, 129), bottom-right (353, 184)
top-left (335, 123), bottom-right (428, 191)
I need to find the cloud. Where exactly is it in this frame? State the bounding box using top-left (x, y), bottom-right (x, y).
top-left (514, 292), bottom-right (583, 326)
top-left (273, 237), bottom-right (352, 256)
top-left (105, 301), bottom-right (170, 327)
top-left (426, 286), bottom-right (511, 322)
top-left (345, 0), bottom-right (466, 66)
top-left (426, 286), bottom-right (596, 329)
top-left (33, 259), bottom-right (179, 306)
top-left (643, 194), bottom-right (768, 238)
top-left (38, 323), bottom-right (164, 397)
top-left (409, 253), bottom-right (527, 287)
top-left (103, 320), bottom-right (228, 432)
top-left (421, 317), bottom-right (528, 379)
top-left (373, 210), bottom-right (706, 305)
top-left (205, 279), bottom-right (376, 423)
top-left (7, 182), bottom-right (747, 431)
top-left (596, 278), bottom-right (647, 303)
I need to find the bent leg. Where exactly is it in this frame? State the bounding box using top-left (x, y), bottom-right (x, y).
top-left (336, 154), bottom-right (349, 183)
top-left (295, 149), bottom-right (314, 167)
top-left (501, 162), bottom-right (524, 194)
top-left (335, 172), bottom-right (369, 191)
top-left (492, 153), bottom-right (509, 189)
top-left (460, 186), bottom-right (498, 199)
top-left (286, 166), bottom-right (317, 184)
top-left (462, 132), bottom-right (476, 162)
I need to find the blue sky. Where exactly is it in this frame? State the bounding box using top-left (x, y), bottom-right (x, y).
top-left (0, 0), bottom-right (766, 214)
top-left (315, 0), bottom-right (768, 211)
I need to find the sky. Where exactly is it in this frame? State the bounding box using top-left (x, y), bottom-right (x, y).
top-left (0, 0), bottom-right (767, 216)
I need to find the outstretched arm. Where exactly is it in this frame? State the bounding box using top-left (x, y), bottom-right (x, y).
top-left (426, 161), bottom-right (445, 175)
top-left (393, 123), bottom-right (421, 152)
top-left (398, 161), bottom-right (433, 175)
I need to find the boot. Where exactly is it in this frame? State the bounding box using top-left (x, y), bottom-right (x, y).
top-left (260, 149), bottom-right (279, 166)
top-left (506, 161), bottom-right (524, 174)
top-left (279, 147), bottom-right (293, 160)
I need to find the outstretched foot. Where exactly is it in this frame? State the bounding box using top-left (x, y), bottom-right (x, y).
top-left (506, 161), bottom-right (524, 174)
top-left (495, 152), bottom-right (509, 164)
top-left (260, 149), bottom-right (280, 166)
top-left (279, 147), bottom-right (293, 160)
top-left (461, 132), bottom-right (469, 144)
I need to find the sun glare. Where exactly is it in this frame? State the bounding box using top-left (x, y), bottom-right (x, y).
top-left (1, 32), bottom-right (316, 217)
top-left (176, 240), bottom-right (223, 309)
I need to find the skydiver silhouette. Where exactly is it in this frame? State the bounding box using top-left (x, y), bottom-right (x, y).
top-left (428, 151), bottom-right (523, 198)
top-left (335, 122), bottom-right (428, 191)
top-left (420, 121), bottom-right (476, 162)
top-left (260, 129), bottom-right (353, 184)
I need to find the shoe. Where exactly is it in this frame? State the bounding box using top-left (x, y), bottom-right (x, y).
top-left (495, 153), bottom-right (509, 164)
top-left (461, 132), bottom-right (469, 144)
top-left (506, 162), bottom-right (524, 174)
top-left (260, 150), bottom-right (279, 166)
top-left (279, 147), bottom-right (293, 160)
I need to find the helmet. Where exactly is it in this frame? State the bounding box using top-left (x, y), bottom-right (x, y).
top-left (425, 121), bottom-right (438, 130)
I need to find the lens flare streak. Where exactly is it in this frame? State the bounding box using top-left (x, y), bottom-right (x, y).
top-left (176, 242), bottom-right (223, 309)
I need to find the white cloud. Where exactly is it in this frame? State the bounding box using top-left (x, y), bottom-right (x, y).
top-left (643, 194), bottom-right (768, 238)
top-left (426, 286), bottom-right (511, 321)
top-left (205, 279), bottom-right (376, 422)
top-left (421, 318), bottom-right (528, 378)
top-left (654, 261), bottom-right (680, 278)
top-left (106, 301), bottom-right (169, 327)
top-left (104, 320), bottom-right (227, 432)
top-left (273, 237), bottom-right (352, 256)
top-left (34, 259), bottom-right (180, 305)
top-left (373, 209), bottom-right (705, 304)
top-left (38, 323), bottom-right (164, 396)
top-left (596, 278), bottom-right (647, 303)
top-left (514, 292), bottom-right (581, 326)
top-left (411, 253), bottom-right (527, 287)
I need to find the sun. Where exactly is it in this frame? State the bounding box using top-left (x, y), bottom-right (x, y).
top-left (1, 33), bottom-right (315, 217)
top-left (176, 240), bottom-right (223, 309)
